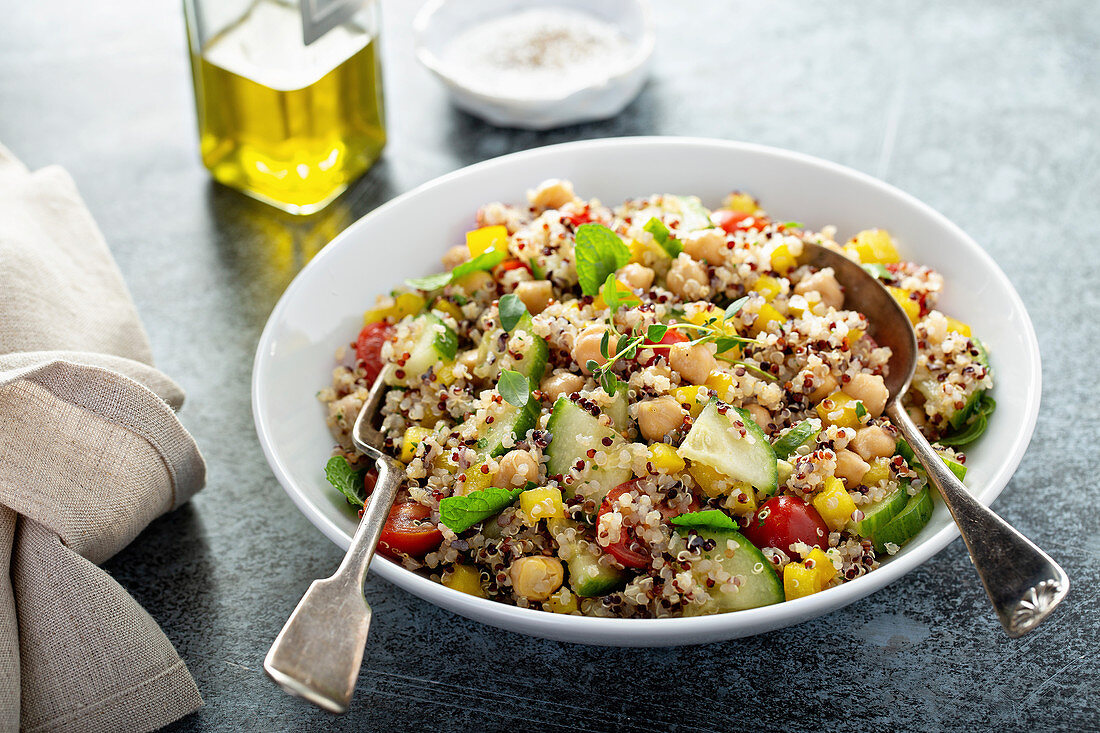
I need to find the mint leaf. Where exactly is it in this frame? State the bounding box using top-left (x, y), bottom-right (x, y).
top-left (714, 336), bottom-right (742, 354)
top-left (440, 485), bottom-right (526, 533)
top-left (601, 273), bottom-right (621, 314)
top-left (498, 293), bottom-right (527, 332)
top-left (324, 456), bottom-right (365, 508)
top-left (723, 296), bottom-right (750, 321)
top-left (670, 509), bottom-right (738, 531)
top-left (643, 217), bottom-right (682, 258)
top-left (646, 323), bottom-right (668, 342)
top-left (498, 369), bottom-right (529, 407)
top-left (855, 401), bottom-right (868, 419)
top-left (574, 224), bottom-right (630, 296)
top-left (599, 370), bottom-right (621, 397)
top-left (862, 263), bottom-right (892, 281)
top-left (432, 319), bottom-right (458, 361)
top-left (405, 246), bottom-right (509, 291)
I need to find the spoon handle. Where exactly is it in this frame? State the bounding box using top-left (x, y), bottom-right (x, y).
top-left (885, 402), bottom-right (1069, 636)
top-left (263, 453), bottom-right (403, 712)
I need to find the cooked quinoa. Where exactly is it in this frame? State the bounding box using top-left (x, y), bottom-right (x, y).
top-left (318, 179), bottom-right (994, 618)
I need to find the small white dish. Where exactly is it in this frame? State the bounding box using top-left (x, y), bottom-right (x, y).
top-left (253, 137), bottom-right (1042, 647)
top-left (413, 0), bottom-right (655, 129)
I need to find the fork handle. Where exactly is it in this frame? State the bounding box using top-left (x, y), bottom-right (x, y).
top-left (263, 454), bottom-right (403, 712)
top-left (886, 401), bottom-right (1069, 636)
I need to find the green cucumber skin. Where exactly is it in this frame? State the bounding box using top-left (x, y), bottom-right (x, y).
top-left (872, 486), bottom-right (934, 553)
top-left (566, 548), bottom-right (626, 597)
top-left (691, 528), bottom-right (784, 611)
top-left (476, 399), bottom-right (539, 458)
top-left (847, 485), bottom-right (908, 539)
top-left (476, 312), bottom-right (548, 384)
top-left (392, 313), bottom-right (458, 385)
top-left (771, 420), bottom-right (818, 459)
top-left (895, 439), bottom-right (967, 481)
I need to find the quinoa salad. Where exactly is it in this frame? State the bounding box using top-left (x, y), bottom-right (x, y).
top-left (319, 179), bottom-right (995, 618)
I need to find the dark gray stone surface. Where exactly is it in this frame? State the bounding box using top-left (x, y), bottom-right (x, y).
top-left (2, 1), bottom-right (1098, 730)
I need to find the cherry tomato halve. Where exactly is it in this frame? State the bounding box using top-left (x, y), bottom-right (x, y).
top-left (378, 502), bottom-right (443, 559)
top-left (639, 328), bottom-right (689, 367)
top-left (355, 322), bottom-right (394, 385)
top-left (741, 496), bottom-right (829, 558)
top-left (712, 209), bottom-right (771, 234)
top-left (596, 481), bottom-right (652, 570)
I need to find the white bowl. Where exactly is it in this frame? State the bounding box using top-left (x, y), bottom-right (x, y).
top-left (253, 137), bottom-right (1041, 647)
top-left (412, 0), bottom-right (655, 130)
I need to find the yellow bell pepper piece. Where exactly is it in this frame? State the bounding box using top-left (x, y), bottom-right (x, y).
top-left (629, 237), bottom-right (667, 264)
top-left (770, 243), bottom-right (797, 276)
top-left (648, 443), bottom-right (685, 473)
top-left (399, 426), bottom-right (433, 464)
top-left (688, 462), bottom-right (729, 498)
top-left (888, 287), bottom-right (920, 324)
top-left (462, 462), bottom-right (494, 495)
top-left (861, 456), bottom-right (891, 488)
top-left (847, 229), bottom-right (900, 264)
top-left (750, 303), bottom-right (784, 336)
top-left (519, 487), bottom-right (565, 523)
top-left (723, 192), bottom-right (759, 214)
top-left (751, 275), bottom-right (781, 301)
top-left (815, 391), bottom-right (863, 429)
top-left (847, 328), bottom-right (864, 343)
top-left (727, 481), bottom-right (757, 516)
top-left (783, 562), bottom-right (820, 600)
top-left (548, 588), bottom-right (580, 614)
top-left (704, 371), bottom-right (735, 401)
top-left (686, 303), bottom-right (722, 326)
top-left (812, 476), bottom-right (857, 531)
top-left (442, 564), bottom-right (486, 597)
top-left (432, 297), bottom-right (464, 322)
top-left (672, 385), bottom-right (710, 418)
top-left (805, 548), bottom-right (837, 589)
top-left (466, 225), bottom-right (508, 258)
top-left (945, 316), bottom-right (972, 337)
top-left (363, 306), bottom-right (391, 325)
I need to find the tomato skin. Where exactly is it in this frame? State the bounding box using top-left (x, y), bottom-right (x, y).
top-left (742, 496), bottom-right (829, 557)
top-left (379, 502), bottom-right (443, 559)
top-left (639, 328), bottom-right (689, 367)
top-left (713, 209), bottom-right (771, 234)
top-left (597, 481), bottom-right (651, 569)
top-left (495, 258), bottom-right (532, 276)
top-left (355, 322), bottom-right (394, 385)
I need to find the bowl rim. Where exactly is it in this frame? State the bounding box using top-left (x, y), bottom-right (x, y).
top-left (411, 0), bottom-right (657, 105)
top-left (253, 136), bottom-right (1042, 644)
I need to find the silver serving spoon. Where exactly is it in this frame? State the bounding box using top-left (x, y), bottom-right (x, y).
top-left (799, 243), bottom-right (1068, 636)
top-left (264, 364), bottom-right (401, 712)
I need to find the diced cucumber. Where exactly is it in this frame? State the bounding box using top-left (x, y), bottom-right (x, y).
top-left (771, 420), bottom-right (818, 459)
top-left (682, 528), bottom-right (783, 612)
top-left (872, 486), bottom-right (933, 553)
top-left (387, 312), bottom-right (457, 385)
top-left (896, 439), bottom-right (967, 481)
top-left (669, 195), bottom-right (714, 231)
top-left (678, 400), bottom-right (779, 496)
top-left (474, 398), bottom-right (539, 457)
top-left (564, 543), bottom-right (626, 597)
top-left (914, 337), bottom-right (991, 429)
top-left (588, 388), bottom-right (630, 434)
top-left (847, 484), bottom-right (908, 540)
top-left (475, 312), bottom-right (548, 384)
top-left (545, 396), bottom-right (632, 503)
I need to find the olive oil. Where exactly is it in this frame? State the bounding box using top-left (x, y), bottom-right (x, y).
top-left (189, 0), bottom-right (385, 214)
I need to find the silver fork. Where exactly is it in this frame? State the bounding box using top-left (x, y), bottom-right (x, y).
top-left (264, 365), bottom-right (401, 713)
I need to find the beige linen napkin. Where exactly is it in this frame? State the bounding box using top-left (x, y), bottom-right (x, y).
top-left (0, 144), bottom-right (206, 732)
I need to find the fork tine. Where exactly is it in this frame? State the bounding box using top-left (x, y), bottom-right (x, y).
top-left (352, 364), bottom-right (394, 455)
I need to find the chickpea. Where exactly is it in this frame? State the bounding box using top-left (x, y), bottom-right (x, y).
top-left (540, 371), bottom-right (585, 403)
top-left (906, 405), bottom-right (928, 429)
top-left (834, 449), bottom-right (870, 486)
top-left (845, 373), bottom-right (889, 417)
top-left (665, 254), bottom-right (711, 300)
top-left (514, 279), bottom-right (553, 314)
top-left (681, 228), bottom-right (727, 265)
top-left (509, 556), bottom-right (564, 601)
top-left (573, 325), bottom-right (613, 374)
top-left (794, 268), bottom-right (844, 310)
top-left (809, 373), bottom-right (838, 402)
top-left (442, 245), bottom-right (470, 271)
top-left (528, 179), bottom-right (578, 210)
top-left (638, 396), bottom-right (685, 442)
top-left (494, 450), bottom-right (540, 488)
top-left (455, 269), bottom-right (494, 296)
top-left (744, 403), bottom-right (770, 429)
top-left (850, 426), bottom-right (895, 461)
top-left (669, 342), bottom-right (718, 385)
top-left (618, 263), bottom-right (654, 291)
